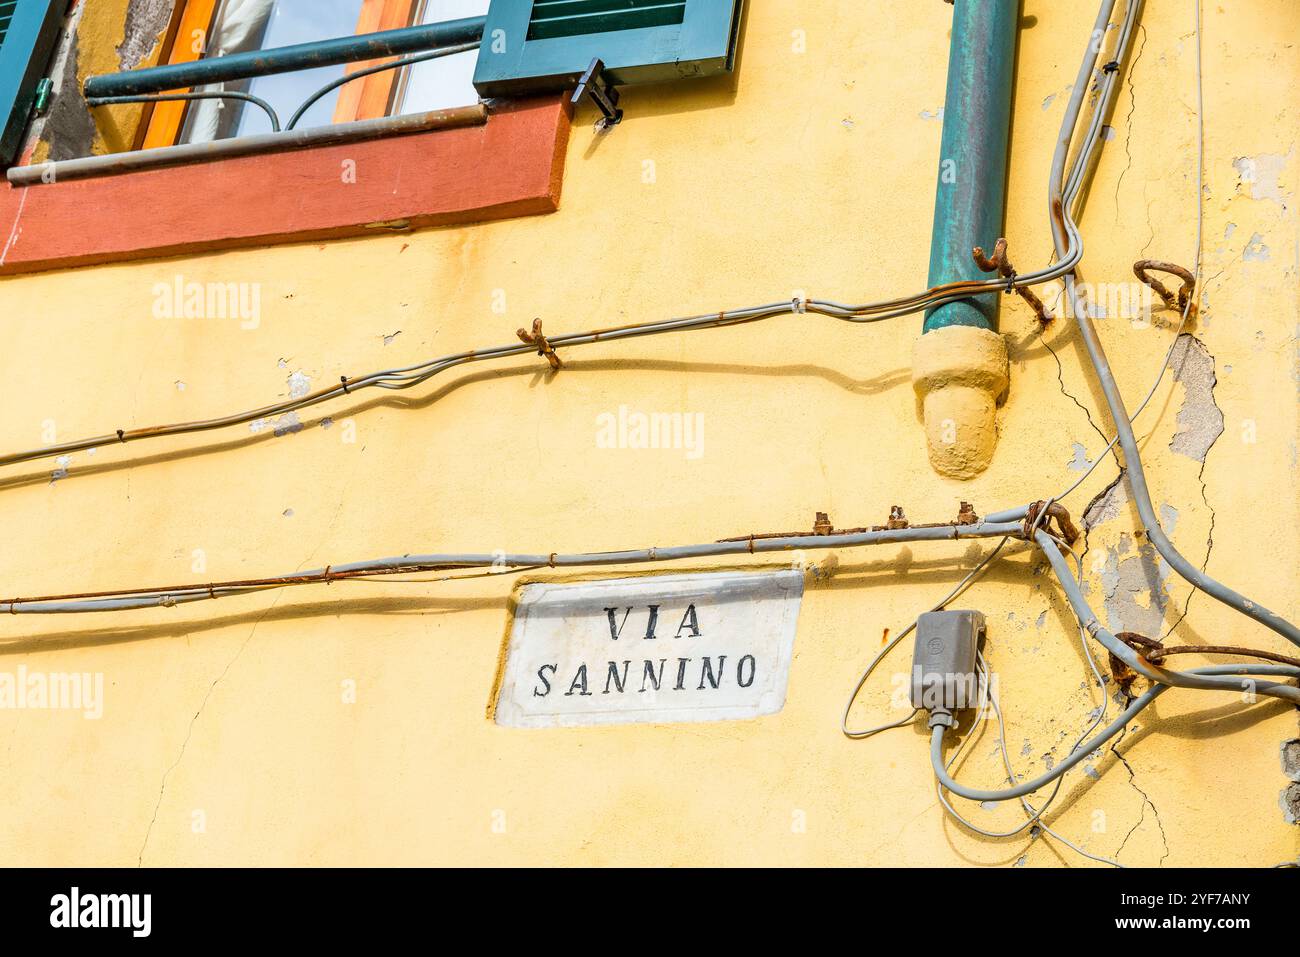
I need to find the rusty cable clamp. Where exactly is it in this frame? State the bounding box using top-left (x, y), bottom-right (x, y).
top-left (1107, 631), bottom-right (1300, 692)
top-left (972, 238), bottom-right (1052, 325)
top-left (1117, 631), bottom-right (1300, 668)
top-left (517, 318), bottom-right (562, 370)
top-left (1022, 500), bottom-right (1080, 546)
top-left (1133, 259), bottom-right (1197, 320)
top-left (716, 502), bottom-right (986, 544)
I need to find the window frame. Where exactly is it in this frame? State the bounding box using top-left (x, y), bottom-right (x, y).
top-left (142, 0), bottom-right (429, 149)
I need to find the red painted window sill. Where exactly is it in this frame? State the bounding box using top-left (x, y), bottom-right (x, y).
top-left (0, 95), bottom-right (571, 276)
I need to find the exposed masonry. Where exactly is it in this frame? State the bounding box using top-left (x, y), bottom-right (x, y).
top-left (1285, 741), bottom-right (1300, 822)
top-left (31, 1), bottom-right (175, 161)
top-left (1284, 740), bottom-right (1300, 780)
top-left (115, 0), bottom-right (174, 72)
top-left (1284, 784), bottom-right (1300, 826)
top-left (42, 34), bottom-right (97, 163)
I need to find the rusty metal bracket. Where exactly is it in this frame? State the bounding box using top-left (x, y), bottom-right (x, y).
top-left (1024, 500), bottom-right (1079, 546)
top-left (813, 512), bottom-right (834, 535)
top-left (957, 501), bottom-right (979, 525)
top-left (1133, 259), bottom-right (1197, 319)
top-left (571, 58), bottom-right (623, 129)
top-left (517, 318), bottom-right (562, 370)
top-left (885, 506), bottom-right (909, 530)
top-left (973, 238), bottom-right (1052, 325)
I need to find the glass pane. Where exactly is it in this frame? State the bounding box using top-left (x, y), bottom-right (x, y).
top-left (394, 0), bottom-right (487, 114)
top-left (181, 0), bottom-right (367, 143)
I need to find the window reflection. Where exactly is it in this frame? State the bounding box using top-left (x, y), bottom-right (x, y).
top-left (177, 0), bottom-right (486, 144)
top-left (393, 0), bottom-right (489, 115)
top-left (181, 0), bottom-right (368, 143)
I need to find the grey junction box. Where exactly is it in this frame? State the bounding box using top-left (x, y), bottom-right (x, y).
top-left (909, 610), bottom-right (984, 716)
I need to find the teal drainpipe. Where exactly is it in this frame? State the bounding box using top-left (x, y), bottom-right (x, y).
top-left (923, 0), bottom-right (1019, 333)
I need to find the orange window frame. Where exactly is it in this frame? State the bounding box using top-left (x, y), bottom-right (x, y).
top-left (141, 0), bottom-right (421, 150)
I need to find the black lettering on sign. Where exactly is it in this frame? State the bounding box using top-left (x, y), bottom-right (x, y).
top-left (565, 664), bottom-right (593, 697)
top-left (604, 660), bottom-right (631, 694)
top-left (675, 604), bottom-right (701, 638)
top-left (643, 605), bottom-right (660, 640)
top-left (641, 659), bottom-right (667, 692)
top-left (603, 607), bottom-right (632, 640)
top-left (698, 656), bottom-right (726, 690)
top-left (737, 655), bottom-right (757, 688)
top-left (533, 663), bottom-right (558, 697)
top-left (674, 657), bottom-right (691, 691)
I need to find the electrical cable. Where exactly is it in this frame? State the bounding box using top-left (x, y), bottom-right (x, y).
top-left (0, 0), bottom-right (1132, 478)
top-left (841, 536), bottom-right (1014, 738)
top-left (935, 539), bottom-right (1108, 845)
top-left (0, 519), bottom-right (1024, 614)
top-left (931, 663), bottom-right (1300, 803)
top-left (947, 654), bottom-right (1123, 867)
top-left (1045, 3), bottom-right (1299, 650)
top-left (1035, 528), bottom-right (1300, 705)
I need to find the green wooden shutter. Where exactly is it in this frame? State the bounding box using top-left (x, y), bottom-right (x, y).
top-left (473, 0), bottom-right (743, 98)
top-left (0, 0), bottom-right (63, 166)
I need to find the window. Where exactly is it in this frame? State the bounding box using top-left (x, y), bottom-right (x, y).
top-left (144, 0), bottom-right (489, 147)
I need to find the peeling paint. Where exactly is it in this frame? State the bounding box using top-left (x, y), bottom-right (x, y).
top-left (1242, 232), bottom-right (1270, 262)
top-left (1158, 503), bottom-right (1178, 535)
top-left (1167, 335), bottom-right (1224, 462)
top-left (114, 0), bottom-right (173, 72)
top-left (287, 371), bottom-right (311, 399)
top-left (1084, 474), bottom-right (1129, 529)
top-left (1232, 153), bottom-right (1291, 206)
top-left (249, 412), bottom-right (303, 437)
top-left (1100, 533), bottom-right (1171, 638)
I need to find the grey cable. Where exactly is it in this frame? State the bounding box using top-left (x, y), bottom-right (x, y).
top-left (1045, 3), bottom-right (1299, 649)
top-left (3, 520), bottom-right (1024, 614)
top-left (1035, 529), bottom-right (1300, 705)
top-left (936, 539), bottom-right (1109, 843)
top-left (931, 663), bottom-right (1300, 802)
top-left (841, 536), bottom-right (1014, 738)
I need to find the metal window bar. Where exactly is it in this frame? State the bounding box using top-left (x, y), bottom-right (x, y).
top-left (81, 15), bottom-right (488, 99)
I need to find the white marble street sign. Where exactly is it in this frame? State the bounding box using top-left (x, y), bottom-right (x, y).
top-left (495, 570), bottom-right (804, 728)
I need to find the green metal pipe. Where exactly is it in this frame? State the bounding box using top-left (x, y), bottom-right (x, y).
top-left (83, 17), bottom-right (487, 99)
top-left (923, 0), bottom-right (1020, 333)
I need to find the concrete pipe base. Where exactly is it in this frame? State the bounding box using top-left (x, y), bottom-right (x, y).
top-left (911, 325), bottom-right (1010, 480)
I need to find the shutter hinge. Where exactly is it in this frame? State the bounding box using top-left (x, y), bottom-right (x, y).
top-left (571, 58), bottom-right (623, 130)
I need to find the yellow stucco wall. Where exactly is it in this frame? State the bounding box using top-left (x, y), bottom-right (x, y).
top-left (0, 1), bottom-right (1296, 866)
